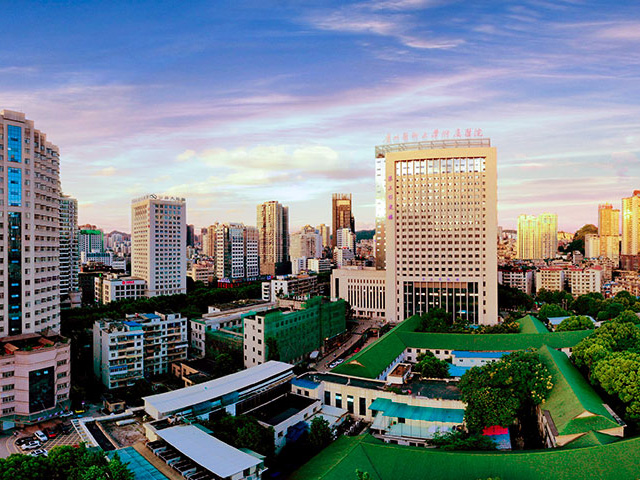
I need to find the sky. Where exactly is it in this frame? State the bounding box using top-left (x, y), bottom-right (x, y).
top-left (2, 0), bottom-right (640, 233)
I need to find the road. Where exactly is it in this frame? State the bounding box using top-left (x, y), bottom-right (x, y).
top-left (315, 319), bottom-right (383, 371)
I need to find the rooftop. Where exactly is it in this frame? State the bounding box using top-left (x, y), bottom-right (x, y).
top-left (369, 398), bottom-right (464, 424)
top-left (143, 361), bottom-right (294, 417)
top-left (250, 393), bottom-right (317, 426)
top-left (156, 425), bottom-right (262, 478)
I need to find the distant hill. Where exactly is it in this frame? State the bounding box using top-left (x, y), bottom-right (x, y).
top-left (356, 229), bottom-right (375, 241)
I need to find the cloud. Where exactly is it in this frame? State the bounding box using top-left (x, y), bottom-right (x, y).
top-left (596, 22), bottom-right (640, 41)
top-left (95, 166), bottom-right (117, 176)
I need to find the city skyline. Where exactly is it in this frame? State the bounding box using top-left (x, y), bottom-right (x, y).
top-left (2, 1), bottom-right (639, 232)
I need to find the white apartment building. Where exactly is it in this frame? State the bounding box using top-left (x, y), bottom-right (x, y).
top-left (59, 194), bottom-right (79, 300)
top-left (290, 230), bottom-right (323, 260)
top-left (291, 257), bottom-right (308, 275)
top-left (94, 273), bottom-right (147, 304)
top-left (261, 275), bottom-right (319, 302)
top-left (307, 258), bottom-right (332, 274)
top-left (131, 195), bottom-right (186, 297)
top-left (377, 139), bottom-right (498, 325)
top-left (331, 267), bottom-right (386, 319)
top-left (585, 234), bottom-right (601, 259)
top-left (334, 248), bottom-right (355, 267)
top-left (190, 302), bottom-right (276, 357)
top-left (336, 228), bottom-right (356, 252)
top-left (498, 269), bottom-right (534, 296)
top-left (93, 319), bottom-right (144, 389)
top-left (94, 312), bottom-right (188, 388)
top-left (187, 263), bottom-right (216, 284)
top-left (1, 109), bottom-right (61, 336)
top-left (567, 267), bottom-right (602, 296)
top-left (535, 268), bottom-right (565, 293)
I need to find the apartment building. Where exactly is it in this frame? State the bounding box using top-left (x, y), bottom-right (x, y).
top-left (535, 268), bottom-right (565, 293)
top-left (498, 269), bottom-right (534, 295)
top-left (59, 194), bottom-right (79, 303)
top-left (257, 201), bottom-right (289, 276)
top-left (517, 213), bottom-right (558, 260)
top-left (261, 275), bottom-right (319, 302)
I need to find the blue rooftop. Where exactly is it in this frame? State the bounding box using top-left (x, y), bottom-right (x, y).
top-left (448, 365), bottom-right (471, 377)
top-left (106, 447), bottom-right (166, 480)
top-left (451, 351), bottom-right (509, 359)
top-left (123, 321), bottom-right (142, 328)
top-left (369, 398), bottom-right (464, 424)
top-left (142, 313), bottom-right (161, 320)
top-left (292, 377), bottom-right (320, 390)
top-left (547, 316), bottom-right (596, 326)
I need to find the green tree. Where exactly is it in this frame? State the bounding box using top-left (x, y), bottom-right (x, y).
top-left (417, 308), bottom-right (451, 332)
top-left (415, 351), bottom-right (450, 378)
top-left (572, 321), bottom-right (640, 369)
top-left (611, 310), bottom-right (640, 325)
top-left (459, 351), bottom-right (553, 432)
top-left (535, 289), bottom-right (572, 307)
top-left (597, 300), bottom-right (626, 321)
top-left (555, 315), bottom-right (594, 332)
top-left (570, 293), bottom-right (604, 317)
top-left (308, 416), bottom-right (333, 451)
top-left (591, 351), bottom-right (640, 421)
top-left (356, 470), bottom-right (373, 480)
top-left (430, 430), bottom-right (497, 451)
top-left (498, 284), bottom-right (534, 311)
top-left (537, 303), bottom-right (569, 322)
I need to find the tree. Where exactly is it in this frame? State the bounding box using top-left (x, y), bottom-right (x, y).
top-left (535, 289), bottom-right (572, 307)
top-left (612, 310), bottom-right (640, 325)
top-left (591, 351), bottom-right (640, 421)
top-left (430, 430), bottom-right (497, 451)
top-left (570, 293), bottom-right (604, 317)
top-left (596, 300), bottom-right (626, 321)
top-left (572, 321), bottom-right (640, 370)
top-left (498, 284), bottom-right (534, 311)
top-left (459, 351), bottom-right (553, 432)
top-left (415, 351), bottom-right (450, 378)
top-left (555, 315), bottom-right (594, 332)
top-left (560, 224), bottom-right (597, 254)
top-left (308, 416), bottom-right (333, 452)
top-left (356, 470), bottom-right (373, 480)
top-left (417, 308), bottom-right (452, 332)
top-left (202, 413), bottom-right (275, 459)
top-left (537, 304), bottom-right (569, 322)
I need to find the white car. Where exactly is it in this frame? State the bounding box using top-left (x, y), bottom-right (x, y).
top-left (30, 449), bottom-right (48, 457)
top-left (21, 440), bottom-right (41, 451)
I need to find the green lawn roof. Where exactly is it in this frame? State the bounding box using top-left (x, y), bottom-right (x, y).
top-left (332, 315), bottom-right (592, 379)
top-left (519, 314), bottom-right (550, 334)
top-left (559, 430), bottom-right (619, 449)
top-left (537, 345), bottom-right (619, 436)
top-left (290, 434), bottom-right (640, 480)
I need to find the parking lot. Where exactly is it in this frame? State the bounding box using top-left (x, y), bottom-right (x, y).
top-left (5, 424), bottom-right (81, 456)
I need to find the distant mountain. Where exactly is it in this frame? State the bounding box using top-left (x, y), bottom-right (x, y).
top-left (356, 229), bottom-right (375, 241)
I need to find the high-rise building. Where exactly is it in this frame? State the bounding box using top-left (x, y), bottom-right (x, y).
top-left (257, 201), bottom-right (289, 276)
top-left (317, 223), bottom-right (331, 248)
top-left (516, 213), bottom-right (558, 260)
top-left (131, 194), bottom-right (186, 297)
top-left (78, 228), bottom-right (104, 257)
top-left (290, 228), bottom-right (323, 260)
top-left (622, 191), bottom-right (640, 256)
top-left (186, 224), bottom-right (195, 247)
top-left (598, 203), bottom-right (620, 260)
top-left (331, 194), bottom-right (355, 247)
top-left (202, 223), bottom-right (218, 258)
top-left (60, 194), bottom-right (79, 302)
top-left (214, 223), bottom-right (259, 281)
top-left (0, 109), bottom-right (71, 424)
top-left (377, 138), bottom-right (498, 325)
top-left (336, 228), bottom-right (355, 253)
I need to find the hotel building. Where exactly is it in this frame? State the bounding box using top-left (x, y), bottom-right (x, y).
top-left (376, 138), bottom-right (498, 325)
top-left (131, 195), bottom-right (186, 297)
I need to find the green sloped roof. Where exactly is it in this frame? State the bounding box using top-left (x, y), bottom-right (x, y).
top-left (290, 434), bottom-right (640, 480)
top-left (332, 316), bottom-right (592, 380)
top-left (560, 430), bottom-right (619, 449)
top-left (519, 315), bottom-right (549, 334)
top-left (538, 345), bottom-right (619, 436)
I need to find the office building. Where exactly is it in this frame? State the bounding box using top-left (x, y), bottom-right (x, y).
top-left (215, 223), bottom-right (260, 282)
top-left (186, 224), bottom-right (195, 247)
top-left (94, 273), bottom-right (147, 304)
top-left (59, 194), bottom-right (79, 304)
top-left (1, 109), bottom-right (62, 335)
top-left (131, 195), bottom-right (186, 297)
top-left (93, 312), bottom-right (187, 389)
top-left (331, 267), bottom-right (386, 319)
top-left (331, 194), bottom-right (355, 247)
top-left (243, 297), bottom-right (346, 367)
top-left (257, 201), bottom-right (289, 276)
top-left (622, 191), bottom-right (640, 255)
top-left (377, 138), bottom-right (498, 325)
top-left (317, 223), bottom-right (331, 248)
top-left (78, 228), bottom-right (104, 258)
top-left (517, 213), bottom-right (558, 260)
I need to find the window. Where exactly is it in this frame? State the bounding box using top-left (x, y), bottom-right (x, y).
top-left (335, 393), bottom-right (342, 409)
top-left (2, 384), bottom-right (14, 391)
top-left (347, 395), bottom-right (354, 414)
top-left (324, 391), bottom-right (331, 406)
top-left (359, 397), bottom-right (366, 416)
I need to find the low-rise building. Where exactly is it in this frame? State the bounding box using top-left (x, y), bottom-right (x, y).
top-left (93, 312), bottom-right (188, 389)
top-left (243, 297), bottom-right (346, 368)
top-left (190, 301), bottom-right (276, 357)
top-left (0, 333), bottom-right (71, 429)
top-left (94, 273), bottom-right (147, 304)
top-left (498, 268), bottom-right (534, 296)
top-left (187, 263), bottom-right (216, 285)
top-left (307, 258), bottom-right (332, 274)
top-left (567, 267), bottom-right (602, 296)
top-left (330, 267), bottom-right (385, 319)
top-left (261, 275), bottom-right (319, 302)
top-left (611, 271), bottom-right (640, 297)
top-left (536, 268), bottom-right (565, 293)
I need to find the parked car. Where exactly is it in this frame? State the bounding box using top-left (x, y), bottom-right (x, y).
top-left (60, 411), bottom-right (74, 418)
top-left (21, 441), bottom-right (41, 451)
top-left (30, 449), bottom-right (48, 457)
top-left (335, 358), bottom-right (345, 365)
top-left (34, 430), bottom-right (48, 443)
top-left (16, 436), bottom-right (36, 446)
top-left (43, 427), bottom-right (58, 439)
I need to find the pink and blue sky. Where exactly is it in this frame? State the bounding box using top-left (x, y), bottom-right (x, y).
top-left (2, 0), bottom-right (639, 232)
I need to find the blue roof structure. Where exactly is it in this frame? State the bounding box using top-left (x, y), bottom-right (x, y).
top-left (106, 447), bottom-right (166, 480)
top-left (547, 316), bottom-right (596, 326)
top-left (123, 321), bottom-right (142, 328)
top-left (451, 351), bottom-right (509, 359)
top-left (369, 398), bottom-right (464, 424)
top-left (448, 365), bottom-right (471, 377)
top-left (292, 377), bottom-right (321, 390)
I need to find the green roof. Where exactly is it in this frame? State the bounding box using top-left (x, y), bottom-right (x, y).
top-left (333, 315), bottom-right (592, 379)
top-left (290, 434), bottom-right (640, 480)
top-left (538, 345), bottom-right (619, 436)
top-left (560, 430), bottom-right (619, 449)
top-left (519, 314), bottom-right (549, 334)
